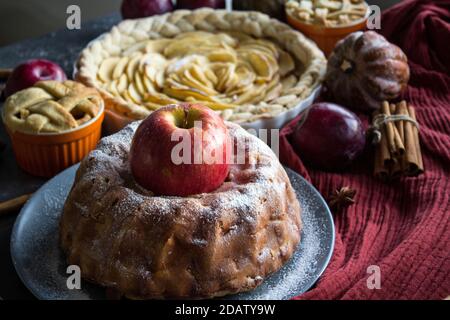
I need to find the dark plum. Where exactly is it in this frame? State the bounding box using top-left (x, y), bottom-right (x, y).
top-left (291, 102), bottom-right (366, 171)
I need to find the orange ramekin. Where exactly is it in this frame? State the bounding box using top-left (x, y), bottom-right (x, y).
top-left (2, 103), bottom-right (104, 177)
top-left (287, 12), bottom-right (367, 56)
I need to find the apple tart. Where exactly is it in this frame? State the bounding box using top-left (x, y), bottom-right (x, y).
top-left (286, 0), bottom-right (369, 27)
top-left (3, 80), bottom-right (102, 134)
top-left (2, 80), bottom-right (104, 177)
top-left (76, 9), bottom-right (326, 124)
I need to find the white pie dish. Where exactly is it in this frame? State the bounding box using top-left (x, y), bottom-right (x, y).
top-left (73, 9), bottom-right (326, 134)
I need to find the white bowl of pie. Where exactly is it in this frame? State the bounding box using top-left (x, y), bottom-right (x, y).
top-left (74, 9), bottom-right (326, 133)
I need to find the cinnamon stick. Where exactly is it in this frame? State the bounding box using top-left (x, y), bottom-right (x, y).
top-left (389, 103), bottom-right (403, 179)
top-left (381, 101), bottom-right (395, 155)
top-left (373, 100), bottom-right (423, 180)
top-left (410, 106), bottom-right (424, 171)
top-left (0, 68), bottom-right (12, 81)
top-left (393, 103), bottom-right (405, 142)
top-left (382, 101), bottom-right (404, 158)
top-left (373, 110), bottom-right (392, 180)
top-left (405, 104), bottom-right (424, 176)
top-left (374, 145), bottom-right (389, 180)
top-left (0, 193), bottom-right (32, 215)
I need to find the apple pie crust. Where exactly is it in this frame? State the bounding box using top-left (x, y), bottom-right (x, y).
top-left (286, 0), bottom-right (369, 27)
top-left (3, 80), bottom-right (102, 134)
top-left (75, 9), bottom-right (326, 124)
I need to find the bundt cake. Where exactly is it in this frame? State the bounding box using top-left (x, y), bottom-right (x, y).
top-left (60, 121), bottom-right (302, 299)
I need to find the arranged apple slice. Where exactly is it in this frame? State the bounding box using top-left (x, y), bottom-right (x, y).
top-left (112, 56), bottom-right (130, 80)
top-left (98, 57), bottom-right (121, 82)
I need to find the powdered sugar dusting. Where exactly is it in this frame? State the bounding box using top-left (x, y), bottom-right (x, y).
top-left (230, 169), bottom-right (334, 300)
top-left (42, 183), bottom-right (69, 219)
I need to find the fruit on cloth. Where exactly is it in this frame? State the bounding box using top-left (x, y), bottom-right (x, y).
top-left (291, 102), bottom-right (366, 170)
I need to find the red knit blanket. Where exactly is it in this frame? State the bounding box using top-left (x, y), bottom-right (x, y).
top-left (282, 0), bottom-right (450, 299)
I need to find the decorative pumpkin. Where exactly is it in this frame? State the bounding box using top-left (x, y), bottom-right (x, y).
top-left (325, 31), bottom-right (410, 113)
top-left (233, 0), bottom-right (286, 21)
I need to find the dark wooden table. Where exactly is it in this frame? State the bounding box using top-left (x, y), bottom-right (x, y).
top-left (0, 13), bottom-right (121, 300)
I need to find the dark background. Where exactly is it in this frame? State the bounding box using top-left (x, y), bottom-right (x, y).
top-left (0, 0), bottom-right (401, 45)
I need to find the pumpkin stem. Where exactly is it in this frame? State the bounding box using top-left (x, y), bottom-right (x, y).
top-left (340, 59), bottom-right (354, 74)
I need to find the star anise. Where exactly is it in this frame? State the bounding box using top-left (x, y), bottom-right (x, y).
top-left (328, 186), bottom-right (356, 212)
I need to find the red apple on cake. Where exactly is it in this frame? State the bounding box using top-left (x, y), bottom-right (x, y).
top-left (130, 103), bottom-right (230, 196)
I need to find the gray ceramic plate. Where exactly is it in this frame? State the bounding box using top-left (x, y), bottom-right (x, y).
top-left (10, 165), bottom-right (334, 300)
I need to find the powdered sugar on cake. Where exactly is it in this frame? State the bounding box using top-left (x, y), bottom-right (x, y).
top-left (60, 120), bottom-right (302, 299)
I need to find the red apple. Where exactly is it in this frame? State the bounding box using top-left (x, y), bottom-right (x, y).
top-left (291, 102), bottom-right (366, 171)
top-left (176, 0), bottom-right (225, 10)
top-left (4, 59), bottom-right (67, 97)
top-left (121, 0), bottom-right (173, 19)
top-left (130, 103), bottom-right (230, 196)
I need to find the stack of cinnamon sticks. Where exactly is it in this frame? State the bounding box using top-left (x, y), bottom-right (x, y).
top-left (373, 100), bottom-right (424, 180)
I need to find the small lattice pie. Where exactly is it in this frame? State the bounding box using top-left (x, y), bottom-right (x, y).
top-left (75, 9), bottom-right (326, 124)
top-left (286, 0), bottom-right (368, 27)
top-left (3, 80), bottom-right (102, 134)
